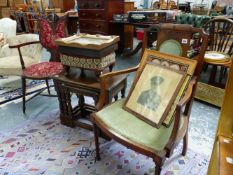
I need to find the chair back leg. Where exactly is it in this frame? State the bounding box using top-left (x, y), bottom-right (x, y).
top-left (21, 77), bottom-right (26, 113)
top-left (45, 79), bottom-right (51, 95)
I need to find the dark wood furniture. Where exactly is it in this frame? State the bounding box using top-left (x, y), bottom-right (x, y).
top-left (195, 17), bottom-right (233, 107)
top-left (123, 1), bottom-right (135, 50)
top-left (77, 0), bottom-right (124, 35)
top-left (92, 25), bottom-right (209, 175)
top-left (203, 17), bottom-right (233, 87)
top-left (53, 69), bottom-right (127, 129)
top-left (142, 24), bottom-right (207, 75)
top-left (92, 51), bottom-right (197, 175)
top-left (110, 19), bottom-right (175, 56)
top-left (7, 39), bottom-right (64, 113)
top-left (67, 12), bottom-right (78, 35)
top-left (49, 0), bottom-right (75, 12)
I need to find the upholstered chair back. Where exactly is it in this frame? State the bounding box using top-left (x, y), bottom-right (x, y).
top-left (1, 34), bottom-right (42, 63)
top-left (176, 13), bottom-right (210, 28)
top-left (0, 18), bottom-right (17, 38)
top-left (39, 14), bottom-right (68, 61)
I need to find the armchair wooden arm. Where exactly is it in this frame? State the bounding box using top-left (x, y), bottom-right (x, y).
top-left (177, 77), bottom-right (197, 109)
top-left (165, 77), bottom-right (197, 155)
top-left (9, 41), bottom-right (40, 70)
top-left (9, 41), bottom-right (40, 49)
top-left (96, 65), bottom-right (139, 110)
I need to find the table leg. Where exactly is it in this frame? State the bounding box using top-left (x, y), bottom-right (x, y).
top-left (121, 41), bottom-right (143, 57)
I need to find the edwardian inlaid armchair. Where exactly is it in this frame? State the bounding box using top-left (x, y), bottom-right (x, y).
top-left (92, 24), bottom-right (209, 175)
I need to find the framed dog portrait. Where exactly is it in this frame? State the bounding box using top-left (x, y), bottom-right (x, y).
top-left (124, 62), bottom-right (186, 128)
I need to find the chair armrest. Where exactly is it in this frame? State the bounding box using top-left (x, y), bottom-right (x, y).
top-left (96, 65), bottom-right (139, 110)
top-left (9, 41), bottom-right (40, 49)
top-left (177, 76), bottom-right (197, 109)
top-left (9, 40), bottom-right (40, 69)
top-left (165, 76), bottom-right (197, 151)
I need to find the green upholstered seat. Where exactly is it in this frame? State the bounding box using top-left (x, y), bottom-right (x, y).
top-left (159, 39), bottom-right (182, 56)
top-left (96, 99), bottom-right (184, 152)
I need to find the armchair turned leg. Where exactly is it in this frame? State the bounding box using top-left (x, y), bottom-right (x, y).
top-left (182, 131), bottom-right (188, 156)
top-left (154, 166), bottom-right (162, 175)
top-left (153, 157), bottom-right (164, 175)
top-left (22, 78), bottom-right (26, 113)
top-left (45, 79), bottom-right (51, 95)
top-left (93, 123), bottom-right (101, 161)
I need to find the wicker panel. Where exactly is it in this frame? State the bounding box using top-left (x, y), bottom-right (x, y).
top-left (195, 82), bottom-right (225, 107)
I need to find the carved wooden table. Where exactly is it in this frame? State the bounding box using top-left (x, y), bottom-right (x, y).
top-left (53, 69), bottom-right (127, 129)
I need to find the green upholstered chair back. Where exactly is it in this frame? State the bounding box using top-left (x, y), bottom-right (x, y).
top-left (159, 39), bottom-right (183, 56)
top-left (176, 13), bottom-right (211, 28)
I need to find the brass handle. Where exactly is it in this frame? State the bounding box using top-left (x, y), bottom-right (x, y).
top-left (95, 3), bottom-right (100, 8)
top-left (96, 13), bottom-right (100, 17)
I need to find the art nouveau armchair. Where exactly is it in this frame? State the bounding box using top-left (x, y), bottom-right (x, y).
top-left (0, 34), bottom-right (63, 112)
top-left (92, 25), bottom-right (209, 175)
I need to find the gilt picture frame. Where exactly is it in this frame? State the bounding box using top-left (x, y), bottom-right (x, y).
top-left (124, 62), bottom-right (186, 128)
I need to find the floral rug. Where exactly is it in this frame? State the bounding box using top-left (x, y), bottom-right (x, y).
top-left (0, 110), bottom-right (210, 175)
top-left (0, 76), bottom-right (49, 106)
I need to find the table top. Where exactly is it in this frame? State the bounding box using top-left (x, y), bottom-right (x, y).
top-left (56, 34), bottom-right (120, 50)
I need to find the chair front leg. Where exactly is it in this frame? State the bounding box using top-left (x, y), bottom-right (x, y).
top-left (154, 157), bottom-right (165, 175)
top-left (182, 130), bottom-right (188, 156)
top-left (22, 77), bottom-right (26, 113)
top-left (93, 122), bottom-right (101, 161)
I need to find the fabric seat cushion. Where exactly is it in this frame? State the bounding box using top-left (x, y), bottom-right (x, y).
top-left (95, 99), bottom-right (184, 152)
top-left (23, 62), bottom-right (64, 78)
top-left (0, 56), bottom-right (37, 75)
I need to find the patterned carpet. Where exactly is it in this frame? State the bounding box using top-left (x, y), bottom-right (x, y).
top-left (0, 76), bottom-right (49, 106)
top-left (0, 110), bottom-right (210, 175)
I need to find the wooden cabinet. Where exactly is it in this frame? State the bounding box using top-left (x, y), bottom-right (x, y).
top-left (49, 0), bottom-right (75, 12)
top-left (124, 2), bottom-right (135, 50)
top-left (78, 0), bottom-right (124, 35)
